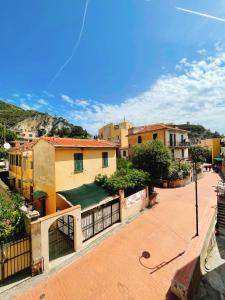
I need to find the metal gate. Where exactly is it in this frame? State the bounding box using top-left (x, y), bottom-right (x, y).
top-left (49, 215), bottom-right (74, 261)
top-left (0, 236), bottom-right (31, 284)
top-left (81, 199), bottom-right (120, 242)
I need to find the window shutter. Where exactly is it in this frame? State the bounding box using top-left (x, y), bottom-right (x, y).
top-left (74, 153), bottom-right (83, 172)
top-left (102, 152), bottom-right (108, 168)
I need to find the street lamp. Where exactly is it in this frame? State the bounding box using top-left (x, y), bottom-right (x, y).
top-left (193, 162), bottom-right (199, 237)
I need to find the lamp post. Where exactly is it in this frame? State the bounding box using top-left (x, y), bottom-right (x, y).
top-left (193, 162), bottom-right (199, 237)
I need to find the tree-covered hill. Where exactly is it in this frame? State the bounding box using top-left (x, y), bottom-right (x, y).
top-left (0, 100), bottom-right (89, 138)
top-left (177, 123), bottom-right (224, 144)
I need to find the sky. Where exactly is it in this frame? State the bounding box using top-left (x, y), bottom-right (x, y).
top-left (1, 0), bottom-right (225, 135)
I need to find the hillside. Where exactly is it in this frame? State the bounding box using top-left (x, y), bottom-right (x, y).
top-left (177, 123), bottom-right (224, 144)
top-left (0, 100), bottom-right (89, 138)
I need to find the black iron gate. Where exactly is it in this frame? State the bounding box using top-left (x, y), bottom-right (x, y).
top-left (81, 199), bottom-right (120, 242)
top-left (49, 215), bottom-right (74, 261)
top-left (0, 236), bottom-right (31, 284)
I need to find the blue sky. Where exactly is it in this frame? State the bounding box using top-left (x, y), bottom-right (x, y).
top-left (1, 0), bottom-right (225, 134)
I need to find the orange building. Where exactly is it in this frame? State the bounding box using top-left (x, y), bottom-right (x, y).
top-left (128, 123), bottom-right (190, 160)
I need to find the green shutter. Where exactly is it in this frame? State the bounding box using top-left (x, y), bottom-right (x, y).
top-left (74, 153), bottom-right (83, 172)
top-left (102, 152), bottom-right (108, 168)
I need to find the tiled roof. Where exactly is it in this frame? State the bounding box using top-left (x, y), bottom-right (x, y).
top-left (9, 140), bottom-right (38, 152)
top-left (129, 123), bottom-right (189, 136)
top-left (42, 137), bottom-right (117, 148)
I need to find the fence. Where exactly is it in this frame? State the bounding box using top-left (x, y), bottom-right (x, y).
top-left (0, 236), bottom-right (31, 283)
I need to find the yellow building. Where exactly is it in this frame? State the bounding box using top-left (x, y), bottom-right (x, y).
top-left (98, 121), bottom-right (133, 148)
top-left (199, 138), bottom-right (222, 162)
top-left (128, 123), bottom-right (190, 160)
top-left (33, 137), bottom-right (117, 215)
top-left (8, 142), bottom-right (35, 200)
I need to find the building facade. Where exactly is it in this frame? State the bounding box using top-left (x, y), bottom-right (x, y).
top-left (33, 137), bottom-right (117, 215)
top-left (98, 121), bottom-right (133, 148)
top-left (128, 124), bottom-right (190, 160)
top-left (8, 142), bottom-right (35, 200)
top-left (198, 138), bottom-right (222, 162)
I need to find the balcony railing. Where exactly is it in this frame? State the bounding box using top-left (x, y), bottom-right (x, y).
top-left (169, 142), bottom-right (191, 148)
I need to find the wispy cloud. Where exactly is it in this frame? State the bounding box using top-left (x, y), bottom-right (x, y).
top-left (48, 0), bottom-right (90, 87)
top-left (176, 7), bottom-right (225, 23)
top-left (37, 98), bottom-right (48, 106)
top-left (66, 48), bottom-right (225, 134)
top-left (61, 94), bottom-right (89, 107)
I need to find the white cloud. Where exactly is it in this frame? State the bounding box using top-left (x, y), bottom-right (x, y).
top-left (20, 103), bottom-right (32, 110)
top-left (37, 98), bottom-right (48, 106)
top-left (67, 49), bottom-right (225, 134)
top-left (12, 93), bottom-right (20, 98)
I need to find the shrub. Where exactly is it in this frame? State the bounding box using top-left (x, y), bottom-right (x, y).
top-left (95, 168), bottom-right (150, 195)
top-left (0, 194), bottom-right (25, 243)
top-left (167, 161), bottom-right (192, 181)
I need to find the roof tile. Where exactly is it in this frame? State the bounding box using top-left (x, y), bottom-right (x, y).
top-left (42, 137), bottom-right (117, 148)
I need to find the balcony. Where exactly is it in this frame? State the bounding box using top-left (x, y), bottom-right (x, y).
top-left (169, 141), bottom-right (191, 148)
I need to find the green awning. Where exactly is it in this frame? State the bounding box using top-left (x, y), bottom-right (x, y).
top-left (58, 183), bottom-right (115, 210)
top-left (33, 191), bottom-right (47, 199)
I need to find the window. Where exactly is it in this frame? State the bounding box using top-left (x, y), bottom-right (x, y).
top-left (123, 150), bottom-right (126, 157)
top-left (169, 133), bottom-right (176, 146)
top-left (181, 134), bottom-right (184, 143)
top-left (16, 155), bottom-right (19, 166)
top-left (174, 134), bottom-right (176, 146)
top-left (18, 156), bottom-right (21, 166)
top-left (102, 152), bottom-right (108, 168)
top-left (170, 134), bottom-right (173, 146)
top-left (182, 149), bottom-right (184, 158)
top-left (138, 136), bottom-right (142, 144)
top-left (30, 161), bottom-right (33, 169)
top-left (74, 153), bottom-right (83, 172)
top-left (18, 179), bottom-right (21, 189)
top-left (153, 133), bottom-right (158, 140)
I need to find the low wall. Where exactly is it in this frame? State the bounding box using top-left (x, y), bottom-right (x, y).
top-left (171, 207), bottom-right (217, 300)
top-left (120, 187), bottom-right (150, 221)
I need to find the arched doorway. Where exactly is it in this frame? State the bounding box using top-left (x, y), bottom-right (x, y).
top-left (48, 215), bottom-right (74, 261)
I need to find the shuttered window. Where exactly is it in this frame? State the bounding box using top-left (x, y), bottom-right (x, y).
top-left (102, 152), bottom-right (108, 168)
top-left (74, 153), bottom-right (83, 172)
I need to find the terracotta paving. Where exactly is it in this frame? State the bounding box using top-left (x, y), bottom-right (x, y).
top-left (17, 172), bottom-right (218, 300)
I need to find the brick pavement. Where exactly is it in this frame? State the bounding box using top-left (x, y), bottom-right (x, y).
top-left (16, 172), bottom-right (218, 300)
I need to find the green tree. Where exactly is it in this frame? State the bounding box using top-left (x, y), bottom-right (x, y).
top-left (190, 146), bottom-right (211, 163)
top-left (116, 158), bottom-right (133, 170)
top-left (132, 140), bottom-right (171, 182)
top-left (0, 124), bottom-right (17, 144)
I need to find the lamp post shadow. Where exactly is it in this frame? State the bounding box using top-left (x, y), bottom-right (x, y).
top-left (139, 251), bottom-right (185, 275)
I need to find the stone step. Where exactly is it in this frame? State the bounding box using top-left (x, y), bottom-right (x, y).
top-left (218, 203), bottom-right (225, 208)
top-left (217, 218), bottom-right (225, 223)
top-left (218, 211), bottom-right (225, 216)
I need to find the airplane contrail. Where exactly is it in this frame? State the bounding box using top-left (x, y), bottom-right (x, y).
top-left (176, 7), bottom-right (225, 23)
top-left (48, 0), bottom-right (89, 88)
